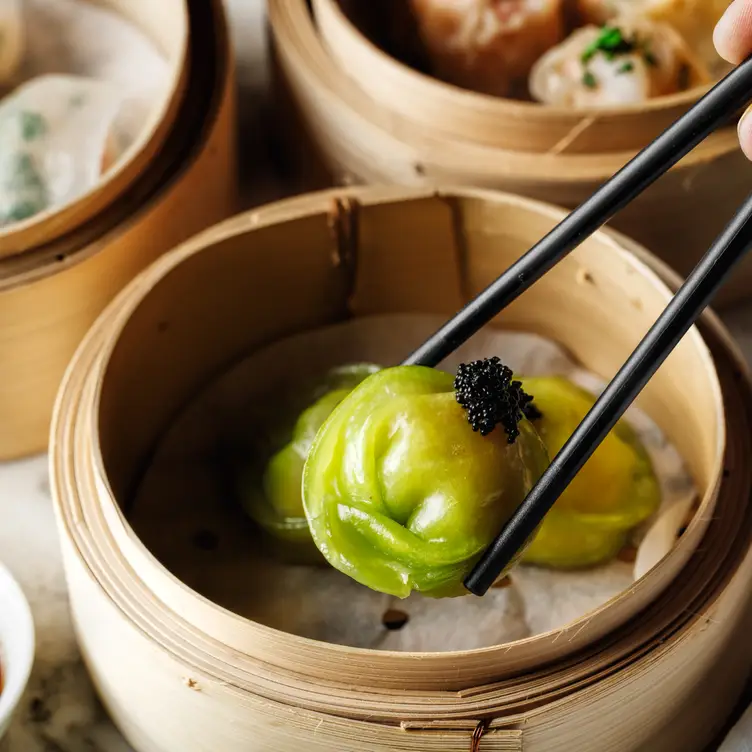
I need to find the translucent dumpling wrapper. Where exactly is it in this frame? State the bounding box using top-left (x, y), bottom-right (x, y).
top-left (236, 364), bottom-right (381, 560)
top-left (301, 364), bottom-right (551, 598)
top-left (0, 0), bottom-right (24, 87)
top-left (271, 364), bottom-right (661, 591)
top-left (574, 0), bottom-right (732, 73)
top-left (0, 73), bottom-right (124, 226)
top-left (529, 15), bottom-right (710, 107)
top-left (18, 0), bottom-right (172, 159)
top-left (518, 376), bottom-right (661, 568)
top-left (408, 0), bottom-right (566, 97)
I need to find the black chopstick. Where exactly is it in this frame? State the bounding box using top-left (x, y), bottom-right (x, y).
top-left (402, 55), bottom-right (752, 369)
top-left (464, 190), bottom-right (752, 595)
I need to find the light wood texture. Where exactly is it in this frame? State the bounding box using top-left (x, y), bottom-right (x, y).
top-left (49, 186), bottom-right (752, 751)
top-left (268, 0), bottom-right (752, 307)
top-left (0, 0), bottom-right (237, 460)
top-left (0, 0), bottom-right (190, 258)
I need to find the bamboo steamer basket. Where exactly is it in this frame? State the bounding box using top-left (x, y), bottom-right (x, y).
top-left (49, 186), bottom-right (752, 751)
top-left (0, 0), bottom-right (236, 461)
top-left (0, 0), bottom-right (191, 258)
top-left (311, 0), bottom-right (723, 153)
top-left (267, 0), bottom-right (752, 307)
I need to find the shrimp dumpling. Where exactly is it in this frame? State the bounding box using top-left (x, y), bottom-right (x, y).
top-left (409, 0), bottom-right (566, 97)
top-left (0, 74), bottom-right (124, 227)
top-left (575, 0), bottom-right (731, 71)
top-left (529, 16), bottom-right (710, 107)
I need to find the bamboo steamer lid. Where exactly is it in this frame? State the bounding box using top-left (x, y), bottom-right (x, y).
top-left (49, 187), bottom-right (751, 751)
top-left (0, 0), bottom-right (237, 461)
top-left (267, 0), bottom-right (752, 308)
top-left (0, 0), bottom-right (191, 258)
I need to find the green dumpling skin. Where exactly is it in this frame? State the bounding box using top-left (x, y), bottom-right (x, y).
top-left (517, 376), bottom-right (661, 568)
top-left (238, 364), bottom-right (380, 557)
top-left (301, 366), bottom-right (550, 598)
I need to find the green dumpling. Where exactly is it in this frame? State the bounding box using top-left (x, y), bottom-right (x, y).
top-left (301, 361), bottom-right (550, 598)
top-left (237, 364), bottom-right (380, 557)
top-left (517, 376), bottom-right (661, 568)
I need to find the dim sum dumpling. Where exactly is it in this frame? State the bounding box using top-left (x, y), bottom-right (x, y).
top-left (518, 377), bottom-right (661, 567)
top-left (409, 0), bottom-right (566, 97)
top-left (302, 361), bottom-right (550, 598)
top-left (0, 0), bottom-right (24, 87)
top-left (0, 74), bottom-right (124, 227)
top-left (575, 0), bottom-right (731, 70)
top-left (237, 363), bottom-right (381, 559)
top-left (293, 368), bottom-right (660, 578)
top-left (529, 16), bottom-right (710, 107)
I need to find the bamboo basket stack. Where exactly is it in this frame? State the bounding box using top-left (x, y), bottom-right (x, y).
top-left (0, 0), bottom-right (237, 461)
top-left (50, 186), bottom-right (752, 752)
top-left (266, 0), bottom-right (752, 307)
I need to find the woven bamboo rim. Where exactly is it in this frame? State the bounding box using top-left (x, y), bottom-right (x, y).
top-left (0, 0), bottom-right (191, 259)
top-left (48, 187), bottom-right (751, 751)
top-left (311, 0), bottom-right (720, 154)
top-left (0, 0), bottom-right (236, 461)
top-left (268, 0), bottom-right (752, 307)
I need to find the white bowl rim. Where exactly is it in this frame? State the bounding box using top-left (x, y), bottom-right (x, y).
top-left (0, 561), bottom-right (35, 733)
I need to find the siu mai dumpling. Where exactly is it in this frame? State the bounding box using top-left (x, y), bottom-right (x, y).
top-left (575, 0), bottom-right (730, 70)
top-left (409, 0), bottom-right (566, 97)
top-left (0, 74), bottom-right (123, 226)
top-left (0, 0), bottom-right (24, 87)
top-left (529, 17), bottom-right (710, 107)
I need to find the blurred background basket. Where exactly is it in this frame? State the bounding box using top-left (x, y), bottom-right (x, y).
top-left (267, 0), bottom-right (752, 308)
top-left (0, 0), bottom-right (237, 460)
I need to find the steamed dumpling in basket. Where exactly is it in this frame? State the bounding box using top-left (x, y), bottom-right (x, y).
top-left (0, 0), bottom-right (24, 87)
top-left (0, 74), bottom-right (124, 227)
top-left (574, 0), bottom-right (731, 71)
top-left (529, 15), bottom-right (710, 107)
top-left (408, 0), bottom-right (566, 97)
top-left (238, 353), bottom-right (662, 599)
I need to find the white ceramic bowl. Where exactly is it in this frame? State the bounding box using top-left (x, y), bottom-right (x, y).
top-left (0, 562), bottom-right (34, 742)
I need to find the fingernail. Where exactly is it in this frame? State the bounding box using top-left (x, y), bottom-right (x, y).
top-left (713, 0), bottom-right (745, 64)
top-left (739, 105), bottom-right (752, 159)
top-left (739, 104), bottom-right (752, 137)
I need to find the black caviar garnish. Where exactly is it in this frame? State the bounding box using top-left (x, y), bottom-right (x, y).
top-left (454, 357), bottom-right (541, 444)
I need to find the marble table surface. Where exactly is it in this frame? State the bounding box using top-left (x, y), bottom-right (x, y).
top-left (3, 1), bottom-right (752, 750)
